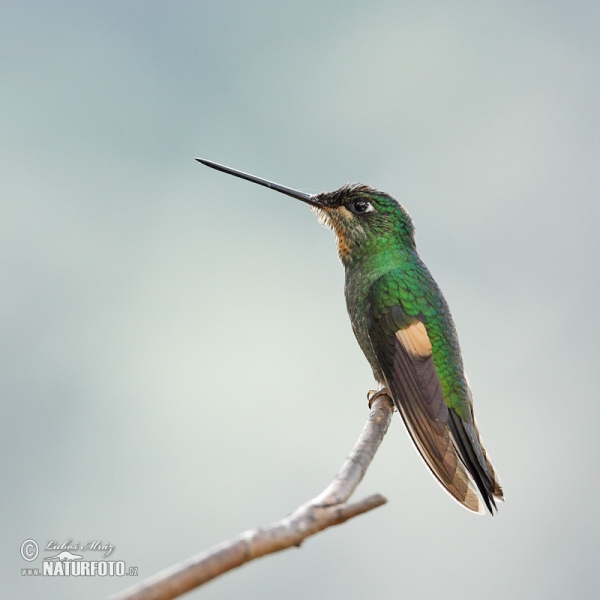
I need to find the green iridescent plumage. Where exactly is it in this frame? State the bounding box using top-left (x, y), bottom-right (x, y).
top-left (198, 159), bottom-right (504, 515)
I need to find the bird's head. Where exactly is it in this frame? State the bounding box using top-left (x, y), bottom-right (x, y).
top-left (311, 184), bottom-right (415, 266)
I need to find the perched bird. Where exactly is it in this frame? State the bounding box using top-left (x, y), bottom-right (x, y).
top-left (197, 158), bottom-right (504, 515)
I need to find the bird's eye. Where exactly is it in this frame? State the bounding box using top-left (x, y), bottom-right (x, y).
top-left (350, 199), bottom-right (373, 215)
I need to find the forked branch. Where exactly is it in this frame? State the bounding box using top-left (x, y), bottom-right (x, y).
top-left (107, 393), bottom-right (395, 600)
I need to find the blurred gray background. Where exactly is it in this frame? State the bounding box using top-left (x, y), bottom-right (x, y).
top-left (2, 1), bottom-right (599, 598)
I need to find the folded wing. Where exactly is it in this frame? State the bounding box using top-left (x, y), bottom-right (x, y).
top-left (367, 287), bottom-right (503, 513)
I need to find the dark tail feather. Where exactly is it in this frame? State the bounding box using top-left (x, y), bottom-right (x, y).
top-left (448, 410), bottom-right (503, 514)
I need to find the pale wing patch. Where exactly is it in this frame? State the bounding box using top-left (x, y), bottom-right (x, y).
top-left (395, 322), bottom-right (433, 357)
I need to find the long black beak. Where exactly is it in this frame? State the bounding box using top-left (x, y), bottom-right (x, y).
top-left (196, 158), bottom-right (322, 207)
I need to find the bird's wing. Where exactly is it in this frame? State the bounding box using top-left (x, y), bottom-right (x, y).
top-left (366, 273), bottom-right (500, 513)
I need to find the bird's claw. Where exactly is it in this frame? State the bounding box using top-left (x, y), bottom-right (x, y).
top-left (367, 387), bottom-right (391, 409)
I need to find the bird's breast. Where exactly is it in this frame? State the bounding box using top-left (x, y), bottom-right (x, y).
top-left (344, 260), bottom-right (390, 382)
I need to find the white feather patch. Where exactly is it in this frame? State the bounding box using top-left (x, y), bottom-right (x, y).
top-left (395, 322), bottom-right (433, 357)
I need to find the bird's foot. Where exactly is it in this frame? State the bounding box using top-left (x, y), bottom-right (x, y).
top-left (367, 386), bottom-right (391, 409)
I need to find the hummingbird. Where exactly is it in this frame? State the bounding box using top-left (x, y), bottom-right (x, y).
top-left (196, 158), bottom-right (504, 515)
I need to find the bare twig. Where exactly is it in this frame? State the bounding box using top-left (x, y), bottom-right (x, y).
top-left (107, 393), bottom-right (395, 600)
